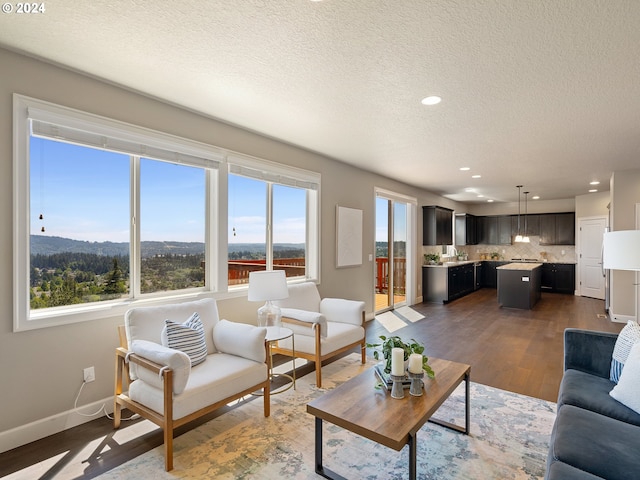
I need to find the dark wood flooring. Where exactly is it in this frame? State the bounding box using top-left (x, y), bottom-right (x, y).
top-left (0, 289), bottom-right (623, 479)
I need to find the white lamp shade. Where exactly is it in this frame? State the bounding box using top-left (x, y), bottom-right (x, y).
top-left (247, 270), bottom-right (289, 301)
top-left (603, 230), bottom-right (640, 271)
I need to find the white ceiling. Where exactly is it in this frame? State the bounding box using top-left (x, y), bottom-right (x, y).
top-left (2, 0), bottom-right (640, 203)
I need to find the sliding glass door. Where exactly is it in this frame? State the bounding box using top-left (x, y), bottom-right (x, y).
top-left (375, 194), bottom-right (410, 313)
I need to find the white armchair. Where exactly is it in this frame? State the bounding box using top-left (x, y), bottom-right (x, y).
top-left (114, 298), bottom-right (269, 471)
top-left (272, 282), bottom-right (365, 387)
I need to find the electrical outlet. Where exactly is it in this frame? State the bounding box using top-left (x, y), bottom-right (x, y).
top-left (83, 366), bottom-right (95, 383)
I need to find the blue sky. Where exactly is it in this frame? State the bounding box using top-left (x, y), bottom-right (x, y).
top-left (375, 197), bottom-right (408, 243)
top-left (30, 137), bottom-right (306, 244)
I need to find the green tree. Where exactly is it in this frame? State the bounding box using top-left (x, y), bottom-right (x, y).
top-left (103, 258), bottom-right (127, 294)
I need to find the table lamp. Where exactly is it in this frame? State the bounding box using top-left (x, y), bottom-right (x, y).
top-left (603, 230), bottom-right (640, 321)
top-left (248, 270), bottom-right (289, 328)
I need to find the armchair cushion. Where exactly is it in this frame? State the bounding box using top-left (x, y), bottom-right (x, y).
top-left (280, 307), bottom-right (327, 337)
top-left (275, 282), bottom-right (321, 311)
top-left (131, 339), bottom-right (191, 395)
top-left (161, 312), bottom-right (208, 367)
top-left (320, 298), bottom-right (366, 326)
top-left (212, 319), bottom-right (267, 364)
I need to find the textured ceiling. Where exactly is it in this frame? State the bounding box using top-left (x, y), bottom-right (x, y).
top-left (2, 0), bottom-right (640, 203)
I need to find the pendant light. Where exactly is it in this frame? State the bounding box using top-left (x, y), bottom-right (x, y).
top-left (522, 191), bottom-right (530, 243)
top-left (514, 185), bottom-right (523, 242)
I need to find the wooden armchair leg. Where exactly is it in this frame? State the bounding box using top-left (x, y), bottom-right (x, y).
top-left (361, 341), bottom-right (366, 364)
top-left (164, 427), bottom-right (173, 471)
top-left (315, 361), bottom-right (322, 388)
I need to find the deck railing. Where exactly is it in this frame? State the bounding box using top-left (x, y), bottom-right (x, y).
top-left (375, 257), bottom-right (406, 295)
top-left (228, 258), bottom-right (306, 285)
top-left (227, 256), bottom-right (405, 294)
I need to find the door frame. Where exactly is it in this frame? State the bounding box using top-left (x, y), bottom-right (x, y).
top-left (577, 215), bottom-right (608, 299)
top-left (374, 188), bottom-right (417, 313)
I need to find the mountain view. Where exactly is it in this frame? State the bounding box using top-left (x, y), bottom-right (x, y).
top-left (30, 235), bottom-right (305, 310)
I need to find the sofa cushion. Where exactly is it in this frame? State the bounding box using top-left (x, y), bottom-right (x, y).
top-left (545, 460), bottom-right (606, 480)
top-left (212, 319), bottom-right (267, 364)
top-left (162, 312), bottom-right (208, 367)
top-left (548, 405), bottom-right (640, 480)
top-left (610, 342), bottom-right (640, 414)
top-left (558, 369), bottom-right (640, 427)
top-left (610, 320), bottom-right (640, 382)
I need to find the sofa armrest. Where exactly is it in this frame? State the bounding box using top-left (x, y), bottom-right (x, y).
top-left (280, 308), bottom-right (327, 337)
top-left (564, 328), bottom-right (618, 379)
top-left (212, 319), bottom-right (267, 363)
top-left (130, 339), bottom-right (191, 394)
top-left (320, 298), bottom-right (365, 326)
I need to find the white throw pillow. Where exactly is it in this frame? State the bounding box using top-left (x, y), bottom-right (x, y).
top-left (610, 342), bottom-right (640, 414)
top-left (162, 312), bottom-right (208, 367)
top-left (610, 320), bottom-right (640, 383)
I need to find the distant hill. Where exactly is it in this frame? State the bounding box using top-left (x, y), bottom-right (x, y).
top-left (30, 235), bottom-right (304, 258)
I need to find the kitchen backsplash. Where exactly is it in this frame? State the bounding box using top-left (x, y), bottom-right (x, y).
top-left (423, 235), bottom-right (576, 263)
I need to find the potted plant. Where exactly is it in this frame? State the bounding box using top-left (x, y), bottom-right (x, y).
top-left (424, 253), bottom-right (440, 265)
top-left (366, 335), bottom-right (435, 378)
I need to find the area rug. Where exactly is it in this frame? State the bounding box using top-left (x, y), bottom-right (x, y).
top-left (97, 354), bottom-right (556, 479)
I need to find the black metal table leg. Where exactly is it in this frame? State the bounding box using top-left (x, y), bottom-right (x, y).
top-left (315, 417), bottom-right (347, 480)
top-left (409, 431), bottom-right (417, 480)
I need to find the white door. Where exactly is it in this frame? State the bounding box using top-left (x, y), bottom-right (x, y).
top-left (579, 216), bottom-right (607, 299)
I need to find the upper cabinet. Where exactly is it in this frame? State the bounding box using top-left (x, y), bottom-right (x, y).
top-left (423, 206), bottom-right (453, 245)
top-left (539, 213), bottom-right (575, 245)
top-left (455, 214), bottom-right (477, 245)
top-left (474, 212), bottom-right (575, 246)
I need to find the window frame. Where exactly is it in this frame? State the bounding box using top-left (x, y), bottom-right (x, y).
top-left (13, 95), bottom-right (321, 332)
top-left (13, 94), bottom-right (223, 331)
top-left (226, 153), bottom-right (321, 290)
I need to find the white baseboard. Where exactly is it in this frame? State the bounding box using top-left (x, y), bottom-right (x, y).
top-left (0, 396), bottom-right (113, 454)
top-left (608, 308), bottom-right (634, 324)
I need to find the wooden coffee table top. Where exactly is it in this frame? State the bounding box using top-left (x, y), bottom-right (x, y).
top-left (307, 357), bottom-right (470, 451)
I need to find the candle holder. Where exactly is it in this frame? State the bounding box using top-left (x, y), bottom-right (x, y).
top-left (390, 374), bottom-right (405, 399)
top-left (407, 371), bottom-right (424, 396)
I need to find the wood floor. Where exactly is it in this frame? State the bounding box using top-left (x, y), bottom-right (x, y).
top-left (0, 289), bottom-right (624, 479)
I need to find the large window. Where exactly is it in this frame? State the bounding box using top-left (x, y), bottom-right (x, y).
top-left (13, 95), bottom-right (321, 331)
top-left (14, 95), bottom-right (221, 331)
top-left (227, 156), bottom-right (320, 286)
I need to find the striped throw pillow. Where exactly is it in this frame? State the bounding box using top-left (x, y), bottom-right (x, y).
top-left (610, 320), bottom-right (640, 383)
top-left (162, 312), bottom-right (208, 367)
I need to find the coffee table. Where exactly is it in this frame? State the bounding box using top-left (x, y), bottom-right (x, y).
top-left (306, 357), bottom-right (470, 480)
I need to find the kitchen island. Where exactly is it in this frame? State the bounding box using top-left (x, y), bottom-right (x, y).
top-left (496, 262), bottom-right (542, 309)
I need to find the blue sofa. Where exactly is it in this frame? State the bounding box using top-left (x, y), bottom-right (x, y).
top-left (545, 329), bottom-right (640, 479)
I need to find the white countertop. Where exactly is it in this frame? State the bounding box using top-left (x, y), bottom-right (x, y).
top-left (496, 262), bottom-right (543, 270)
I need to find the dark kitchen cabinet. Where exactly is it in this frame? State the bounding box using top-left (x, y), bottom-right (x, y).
top-left (541, 263), bottom-right (575, 293)
top-left (478, 216), bottom-right (498, 245)
top-left (423, 263), bottom-right (475, 303)
top-left (455, 214), bottom-right (477, 245)
top-left (523, 214), bottom-right (541, 236)
top-left (498, 215), bottom-right (513, 244)
top-left (481, 261), bottom-right (509, 288)
top-left (540, 213), bottom-right (575, 245)
top-left (423, 206), bottom-right (453, 246)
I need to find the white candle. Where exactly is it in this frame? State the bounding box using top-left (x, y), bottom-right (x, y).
top-left (408, 353), bottom-right (423, 374)
top-left (391, 348), bottom-right (405, 376)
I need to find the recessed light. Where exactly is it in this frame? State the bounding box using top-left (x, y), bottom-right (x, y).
top-left (465, 187), bottom-right (474, 192)
top-left (459, 167), bottom-right (470, 171)
top-left (421, 96), bottom-right (442, 106)
top-left (487, 199), bottom-right (494, 203)
top-left (471, 174), bottom-right (481, 179)
top-left (589, 189), bottom-right (598, 193)
top-left (477, 194), bottom-right (484, 198)
top-left (532, 195), bottom-right (540, 200)
top-left (590, 181), bottom-right (600, 185)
